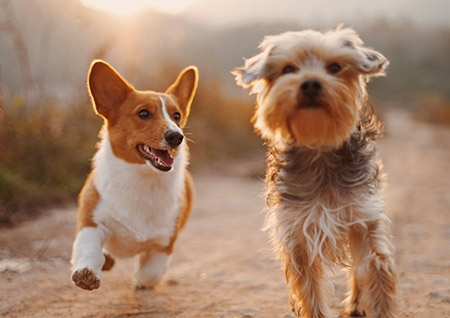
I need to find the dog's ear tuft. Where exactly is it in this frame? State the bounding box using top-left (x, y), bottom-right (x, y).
top-left (336, 27), bottom-right (389, 77)
top-left (232, 47), bottom-right (273, 89)
top-left (166, 65), bottom-right (199, 123)
top-left (356, 47), bottom-right (389, 77)
top-left (87, 60), bottom-right (133, 120)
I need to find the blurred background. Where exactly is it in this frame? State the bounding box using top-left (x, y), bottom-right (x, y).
top-left (0, 0), bottom-right (449, 225)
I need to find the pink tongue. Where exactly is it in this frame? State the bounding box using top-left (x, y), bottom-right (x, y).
top-left (153, 149), bottom-right (174, 166)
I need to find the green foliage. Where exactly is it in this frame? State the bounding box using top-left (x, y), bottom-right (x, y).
top-left (0, 99), bottom-right (102, 224)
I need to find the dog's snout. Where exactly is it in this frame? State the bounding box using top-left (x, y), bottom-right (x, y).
top-left (165, 130), bottom-right (184, 147)
top-left (300, 79), bottom-right (322, 98)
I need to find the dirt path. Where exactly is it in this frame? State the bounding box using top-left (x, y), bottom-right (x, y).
top-left (1, 109), bottom-right (450, 317)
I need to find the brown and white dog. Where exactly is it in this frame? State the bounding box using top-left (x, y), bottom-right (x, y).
top-left (234, 27), bottom-right (397, 317)
top-left (71, 60), bottom-right (198, 290)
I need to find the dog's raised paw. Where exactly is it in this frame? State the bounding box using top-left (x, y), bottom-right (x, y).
top-left (71, 267), bottom-right (100, 290)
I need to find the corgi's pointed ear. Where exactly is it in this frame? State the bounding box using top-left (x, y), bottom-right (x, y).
top-left (165, 66), bottom-right (199, 119)
top-left (87, 60), bottom-right (133, 119)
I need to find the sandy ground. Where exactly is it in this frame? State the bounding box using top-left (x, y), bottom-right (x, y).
top-left (1, 109), bottom-right (450, 318)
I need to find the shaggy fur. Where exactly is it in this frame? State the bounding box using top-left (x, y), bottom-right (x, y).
top-left (234, 27), bottom-right (397, 317)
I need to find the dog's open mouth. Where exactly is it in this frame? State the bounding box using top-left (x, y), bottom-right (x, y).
top-left (137, 144), bottom-right (174, 171)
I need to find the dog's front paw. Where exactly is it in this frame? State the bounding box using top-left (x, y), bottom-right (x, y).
top-left (71, 267), bottom-right (100, 290)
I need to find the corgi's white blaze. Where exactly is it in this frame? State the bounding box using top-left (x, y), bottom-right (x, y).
top-left (159, 94), bottom-right (182, 130)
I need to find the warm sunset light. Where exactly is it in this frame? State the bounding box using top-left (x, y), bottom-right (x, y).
top-left (80, 0), bottom-right (197, 16)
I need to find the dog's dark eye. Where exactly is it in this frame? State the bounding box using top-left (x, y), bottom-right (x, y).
top-left (138, 109), bottom-right (152, 120)
top-left (327, 63), bottom-right (342, 75)
top-left (282, 65), bottom-right (296, 74)
top-left (173, 112), bottom-right (181, 121)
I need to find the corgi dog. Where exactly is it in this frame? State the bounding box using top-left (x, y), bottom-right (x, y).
top-left (71, 60), bottom-right (198, 290)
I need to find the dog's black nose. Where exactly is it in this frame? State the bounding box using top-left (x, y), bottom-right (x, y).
top-left (165, 130), bottom-right (184, 147)
top-left (300, 79), bottom-right (322, 98)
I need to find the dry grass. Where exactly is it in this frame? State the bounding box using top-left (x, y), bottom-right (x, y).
top-left (0, 99), bottom-right (102, 225)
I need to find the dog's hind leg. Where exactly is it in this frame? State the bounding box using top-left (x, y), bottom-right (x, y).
top-left (133, 249), bottom-right (172, 289)
top-left (102, 251), bottom-right (115, 271)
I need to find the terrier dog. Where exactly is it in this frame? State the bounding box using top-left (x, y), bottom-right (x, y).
top-left (71, 60), bottom-right (198, 290)
top-left (233, 27), bottom-right (397, 317)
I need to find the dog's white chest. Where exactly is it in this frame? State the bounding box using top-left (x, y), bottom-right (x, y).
top-left (96, 180), bottom-right (180, 243)
top-left (92, 137), bottom-right (185, 247)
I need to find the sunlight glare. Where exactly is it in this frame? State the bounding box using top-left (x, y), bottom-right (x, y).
top-left (81, 0), bottom-right (196, 16)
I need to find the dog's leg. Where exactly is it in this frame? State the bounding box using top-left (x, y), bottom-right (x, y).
top-left (102, 251), bottom-right (115, 271)
top-left (345, 227), bottom-right (365, 317)
top-left (133, 249), bottom-right (172, 289)
top-left (282, 243), bottom-right (333, 318)
top-left (344, 267), bottom-right (365, 317)
top-left (71, 227), bottom-right (105, 290)
top-left (346, 220), bottom-right (397, 318)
